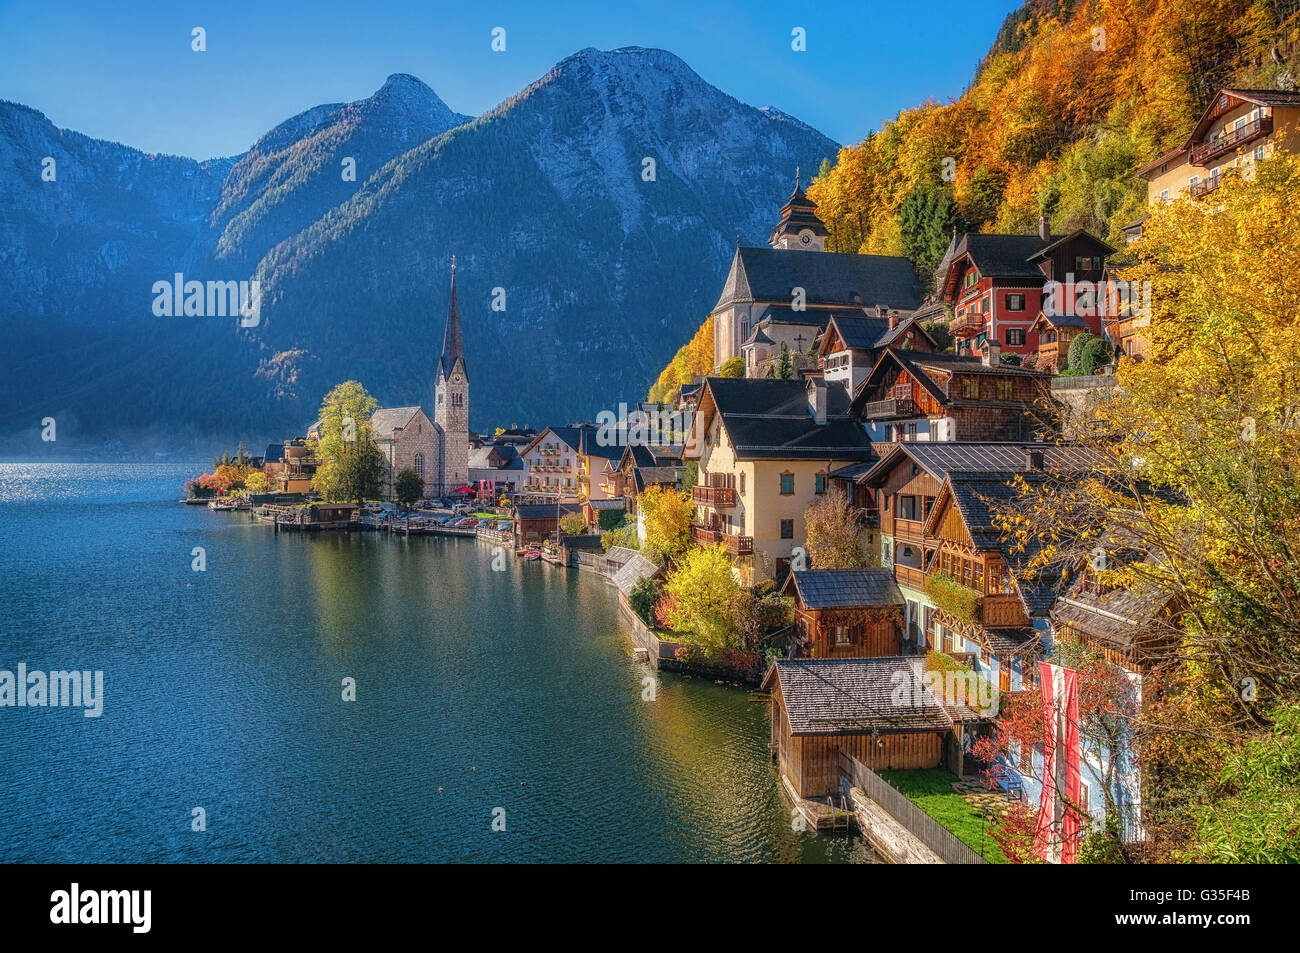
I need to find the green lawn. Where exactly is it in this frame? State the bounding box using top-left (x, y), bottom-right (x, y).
top-left (878, 769), bottom-right (1010, 863)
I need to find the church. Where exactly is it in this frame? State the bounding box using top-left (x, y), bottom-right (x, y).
top-left (371, 260), bottom-right (470, 499)
top-left (712, 176), bottom-right (925, 374)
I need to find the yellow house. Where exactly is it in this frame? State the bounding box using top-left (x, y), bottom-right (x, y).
top-left (685, 376), bottom-right (876, 587)
top-left (1129, 88), bottom-right (1300, 237)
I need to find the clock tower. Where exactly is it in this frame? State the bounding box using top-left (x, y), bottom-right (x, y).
top-left (435, 257), bottom-right (469, 494)
top-left (768, 168), bottom-right (829, 252)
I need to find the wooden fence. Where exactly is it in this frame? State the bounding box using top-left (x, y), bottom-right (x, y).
top-left (837, 752), bottom-right (989, 864)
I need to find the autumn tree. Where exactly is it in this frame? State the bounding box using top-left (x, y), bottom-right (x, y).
top-left (660, 543), bottom-right (741, 650)
top-left (312, 381), bottom-right (382, 502)
top-left (990, 155), bottom-right (1300, 860)
top-left (639, 484), bottom-right (693, 565)
top-left (804, 487), bottom-right (869, 569)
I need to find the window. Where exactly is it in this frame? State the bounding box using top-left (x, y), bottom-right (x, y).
top-left (1158, 189), bottom-right (1169, 202)
top-left (413, 453), bottom-right (425, 477)
top-left (997, 379), bottom-right (1013, 401)
top-left (1074, 256), bottom-right (1097, 272)
top-left (834, 626), bottom-right (851, 646)
top-left (1018, 740), bottom-right (1033, 772)
top-left (1078, 780), bottom-right (1091, 813)
top-left (779, 472), bottom-right (794, 495)
top-left (1005, 293), bottom-right (1025, 311)
top-left (739, 472), bottom-right (746, 495)
top-left (814, 473), bottom-right (827, 495)
top-left (961, 378), bottom-right (980, 400)
top-left (980, 297), bottom-right (989, 314)
top-left (964, 270), bottom-right (978, 289)
top-left (780, 519), bottom-right (794, 539)
top-left (1006, 328), bottom-right (1026, 346)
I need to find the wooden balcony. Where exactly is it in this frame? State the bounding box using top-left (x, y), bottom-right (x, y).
top-left (690, 523), bottom-right (753, 554)
top-left (1190, 175), bottom-right (1222, 199)
top-left (893, 517), bottom-right (926, 541)
top-left (951, 311), bottom-right (987, 335)
top-left (978, 593), bottom-right (1029, 628)
top-left (692, 485), bottom-right (737, 507)
top-left (893, 563), bottom-right (927, 590)
top-left (1191, 116), bottom-right (1271, 165)
top-left (862, 397), bottom-right (919, 420)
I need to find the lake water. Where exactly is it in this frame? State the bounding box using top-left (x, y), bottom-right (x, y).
top-left (0, 463), bottom-right (875, 863)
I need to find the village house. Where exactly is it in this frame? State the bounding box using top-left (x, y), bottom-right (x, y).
top-left (712, 179), bottom-right (924, 372)
top-left (468, 442), bottom-right (525, 500)
top-left (684, 375), bottom-right (875, 586)
top-left (512, 500), bottom-right (582, 548)
top-left (781, 569), bottom-right (905, 658)
top-left (519, 426), bottom-right (587, 501)
top-left (576, 426), bottom-right (626, 507)
top-left (1115, 88), bottom-right (1300, 359)
top-left (848, 348), bottom-right (1057, 443)
top-left (604, 443), bottom-right (683, 517)
top-left (851, 442), bottom-right (1100, 694)
top-left (815, 309), bottom-right (937, 397)
top-left (763, 656), bottom-right (983, 801)
top-left (936, 222), bottom-right (1113, 362)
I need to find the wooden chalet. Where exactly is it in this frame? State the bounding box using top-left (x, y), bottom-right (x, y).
top-left (1027, 311), bottom-right (1091, 373)
top-left (781, 569), bottom-right (905, 658)
top-left (848, 348), bottom-right (1057, 443)
top-left (764, 657), bottom-right (982, 799)
top-left (815, 308), bottom-right (936, 397)
top-left (512, 501), bottom-right (582, 548)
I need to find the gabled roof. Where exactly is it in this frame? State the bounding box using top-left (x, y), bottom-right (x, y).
top-left (1026, 229), bottom-right (1116, 263)
top-left (577, 426), bottom-right (624, 461)
top-left (611, 551), bottom-right (661, 596)
top-left (848, 348), bottom-right (1050, 416)
top-left (762, 657), bottom-right (982, 734)
top-left (715, 246), bottom-right (923, 312)
top-left (632, 466), bottom-right (684, 493)
top-left (263, 443), bottom-right (285, 463)
top-left (370, 406), bottom-right (430, 438)
top-left (520, 425), bottom-right (585, 457)
top-left (947, 233), bottom-right (1063, 281)
top-left (783, 569), bottom-right (903, 609)
top-left (1188, 88), bottom-right (1300, 145)
top-left (514, 501), bottom-right (582, 520)
top-left (690, 377), bottom-right (874, 462)
top-left (857, 441), bottom-right (1101, 488)
top-left (1028, 311), bottom-right (1089, 331)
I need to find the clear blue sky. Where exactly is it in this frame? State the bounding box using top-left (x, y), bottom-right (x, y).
top-left (0, 0), bottom-right (1015, 159)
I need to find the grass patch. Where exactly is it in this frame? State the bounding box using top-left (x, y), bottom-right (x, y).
top-left (879, 768), bottom-right (1009, 863)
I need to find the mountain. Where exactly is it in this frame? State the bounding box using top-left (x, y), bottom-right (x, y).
top-left (0, 48), bottom-right (837, 454)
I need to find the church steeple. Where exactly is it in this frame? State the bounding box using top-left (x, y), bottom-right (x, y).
top-left (439, 255), bottom-right (466, 382)
top-left (768, 168), bottom-right (830, 251)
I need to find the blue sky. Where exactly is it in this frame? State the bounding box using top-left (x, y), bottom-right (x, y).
top-left (0, 0), bottom-right (1015, 159)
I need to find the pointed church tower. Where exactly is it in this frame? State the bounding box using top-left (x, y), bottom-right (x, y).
top-left (768, 167), bottom-right (829, 251)
top-left (435, 256), bottom-right (469, 494)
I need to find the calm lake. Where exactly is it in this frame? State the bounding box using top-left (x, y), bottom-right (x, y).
top-left (0, 463), bottom-right (874, 863)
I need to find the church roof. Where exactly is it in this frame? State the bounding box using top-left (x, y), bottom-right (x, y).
top-left (439, 262), bottom-right (466, 381)
top-left (370, 406), bottom-right (432, 438)
top-left (715, 246), bottom-right (922, 313)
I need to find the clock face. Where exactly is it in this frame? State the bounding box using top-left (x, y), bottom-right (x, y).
top-left (453, 374), bottom-right (462, 383)
top-left (800, 232), bottom-right (811, 245)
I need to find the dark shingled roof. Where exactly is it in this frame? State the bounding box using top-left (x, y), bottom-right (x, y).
top-left (951, 233), bottom-right (1063, 280)
top-left (439, 264), bottom-right (465, 380)
top-left (768, 185), bottom-right (832, 244)
top-left (514, 501), bottom-right (582, 520)
top-left (611, 552), bottom-right (661, 596)
top-left (264, 443), bottom-right (285, 464)
top-left (717, 246), bottom-right (923, 312)
top-left (704, 377), bottom-right (875, 461)
top-left (784, 569), bottom-right (903, 609)
top-left (633, 466), bottom-right (684, 493)
top-left (763, 657), bottom-right (981, 735)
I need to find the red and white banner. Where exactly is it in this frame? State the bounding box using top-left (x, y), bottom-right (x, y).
top-left (1035, 661), bottom-right (1081, 863)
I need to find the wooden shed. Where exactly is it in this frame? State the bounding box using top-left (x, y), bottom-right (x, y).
top-left (763, 656), bottom-right (977, 800)
top-left (781, 569), bottom-right (905, 658)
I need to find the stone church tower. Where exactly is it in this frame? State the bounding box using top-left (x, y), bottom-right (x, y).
top-left (435, 258), bottom-right (469, 493)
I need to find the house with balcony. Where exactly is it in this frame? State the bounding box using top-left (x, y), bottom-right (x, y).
top-left (1129, 88), bottom-right (1300, 235)
top-left (576, 425), bottom-right (625, 506)
top-left (848, 348), bottom-right (1057, 443)
top-left (814, 309), bottom-right (937, 397)
top-left (684, 376), bottom-right (876, 587)
top-left (781, 569), bottom-right (905, 658)
top-left (937, 222), bottom-right (1113, 360)
top-left (518, 426), bottom-right (586, 501)
top-left (850, 443), bottom-right (1101, 687)
top-left (607, 443), bottom-right (684, 517)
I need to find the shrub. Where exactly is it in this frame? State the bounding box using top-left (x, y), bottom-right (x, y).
top-left (629, 576), bottom-right (659, 624)
top-left (924, 572), bottom-right (980, 623)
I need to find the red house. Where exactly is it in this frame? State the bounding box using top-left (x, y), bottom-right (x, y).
top-left (938, 220), bottom-right (1114, 360)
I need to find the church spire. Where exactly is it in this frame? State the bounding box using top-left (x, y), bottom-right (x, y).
top-left (439, 255), bottom-right (464, 381)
